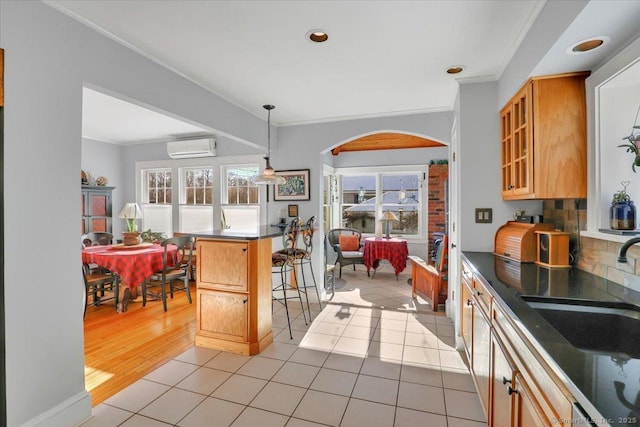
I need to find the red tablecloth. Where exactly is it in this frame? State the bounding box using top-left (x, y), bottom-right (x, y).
top-left (82, 244), bottom-right (176, 289)
top-left (363, 237), bottom-right (409, 276)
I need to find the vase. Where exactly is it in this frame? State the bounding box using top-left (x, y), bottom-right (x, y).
top-left (610, 200), bottom-right (636, 230)
top-left (122, 231), bottom-right (141, 246)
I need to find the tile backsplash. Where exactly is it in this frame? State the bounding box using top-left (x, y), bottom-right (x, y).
top-left (542, 198), bottom-right (587, 257)
top-left (543, 198), bottom-right (640, 291)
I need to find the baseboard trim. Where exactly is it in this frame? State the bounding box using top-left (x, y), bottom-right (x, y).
top-left (19, 390), bottom-right (91, 427)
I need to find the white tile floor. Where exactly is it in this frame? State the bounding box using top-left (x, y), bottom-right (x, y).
top-left (82, 264), bottom-right (486, 427)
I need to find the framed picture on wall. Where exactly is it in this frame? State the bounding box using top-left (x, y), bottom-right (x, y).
top-left (288, 204), bottom-right (298, 217)
top-left (274, 169), bottom-right (310, 201)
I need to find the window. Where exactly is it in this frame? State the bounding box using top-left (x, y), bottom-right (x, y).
top-left (220, 165), bottom-right (261, 232)
top-left (141, 169), bottom-right (172, 236)
top-left (183, 168), bottom-right (213, 204)
top-left (341, 175), bottom-right (376, 233)
top-left (146, 169), bottom-right (172, 204)
top-left (180, 167), bottom-right (214, 233)
top-left (338, 168), bottom-right (425, 238)
top-left (136, 155), bottom-right (265, 237)
top-left (223, 165), bottom-right (259, 204)
top-left (381, 174), bottom-right (420, 236)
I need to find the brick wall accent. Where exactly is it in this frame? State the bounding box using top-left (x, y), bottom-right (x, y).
top-left (428, 164), bottom-right (448, 262)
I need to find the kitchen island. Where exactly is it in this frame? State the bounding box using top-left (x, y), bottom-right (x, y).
top-left (463, 251), bottom-right (640, 426)
top-left (187, 227), bottom-right (282, 355)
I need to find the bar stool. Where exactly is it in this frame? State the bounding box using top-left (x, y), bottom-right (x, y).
top-left (272, 217), bottom-right (308, 339)
top-left (294, 216), bottom-right (322, 317)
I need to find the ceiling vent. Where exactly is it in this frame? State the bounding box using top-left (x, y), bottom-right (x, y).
top-left (167, 138), bottom-right (217, 159)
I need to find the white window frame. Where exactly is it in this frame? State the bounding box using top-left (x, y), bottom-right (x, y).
top-left (135, 155), bottom-right (266, 235)
top-left (334, 165), bottom-right (428, 242)
top-left (221, 164), bottom-right (260, 205)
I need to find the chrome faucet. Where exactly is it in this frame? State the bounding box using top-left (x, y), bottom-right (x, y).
top-left (617, 237), bottom-right (640, 263)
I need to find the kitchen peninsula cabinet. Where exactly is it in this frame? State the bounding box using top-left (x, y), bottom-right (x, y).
top-left (192, 228), bottom-right (280, 355)
top-left (500, 72), bottom-right (589, 200)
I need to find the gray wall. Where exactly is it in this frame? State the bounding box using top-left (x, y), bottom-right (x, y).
top-left (82, 139), bottom-right (125, 236)
top-left (0, 1), bottom-right (268, 425)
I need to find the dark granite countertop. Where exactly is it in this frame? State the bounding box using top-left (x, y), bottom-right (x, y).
top-left (463, 251), bottom-right (640, 426)
top-left (176, 226), bottom-right (282, 240)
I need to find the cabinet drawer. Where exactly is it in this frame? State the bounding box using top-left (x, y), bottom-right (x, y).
top-left (472, 276), bottom-right (492, 316)
top-left (461, 259), bottom-right (474, 286)
top-left (197, 289), bottom-right (248, 343)
top-left (198, 240), bottom-right (249, 291)
top-left (492, 304), bottom-right (572, 425)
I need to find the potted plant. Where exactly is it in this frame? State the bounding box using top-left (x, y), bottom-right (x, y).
top-left (119, 203), bottom-right (143, 245)
top-left (140, 229), bottom-right (166, 243)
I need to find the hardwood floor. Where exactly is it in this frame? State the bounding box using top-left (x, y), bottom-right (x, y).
top-left (83, 287), bottom-right (196, 407)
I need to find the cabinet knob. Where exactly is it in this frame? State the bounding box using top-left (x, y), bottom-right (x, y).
top-left (242, 248), bottom-right (247, 252)
top-left (502, 376), bottom-right (511, 385)
top-left (451, 243), bottom-right (457, 248)
top-left (507, 386), bottom-right (518, 395)
top-left (476, 291), bottom-right (482, 296)
top-left (508, 185), bottom-right (514, 190)
top-left (243, 299), bottom-right (247, 304)
top-left (466, 299), bottom-right (473, 306)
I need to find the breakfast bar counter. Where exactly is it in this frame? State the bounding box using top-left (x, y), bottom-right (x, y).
top-left (187, 228), bottom-right (281, 355)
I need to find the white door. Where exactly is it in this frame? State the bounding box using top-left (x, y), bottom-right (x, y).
top-left (447, 117), bottom-right (461, 348)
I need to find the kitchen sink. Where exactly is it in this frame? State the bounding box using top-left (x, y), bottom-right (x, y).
top-left (522, 296), bottom-right (640, 358)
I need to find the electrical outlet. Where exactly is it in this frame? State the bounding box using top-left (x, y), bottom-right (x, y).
top-left (475, 208), bottom-right (493, 223)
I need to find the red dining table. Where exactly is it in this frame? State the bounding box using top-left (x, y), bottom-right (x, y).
top-left (363, 237), bottom-right (409, 280)
top-left (82, 243), bottom-right (177, 312)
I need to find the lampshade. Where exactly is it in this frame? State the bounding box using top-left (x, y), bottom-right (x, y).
top-left (381, 211), bottom-right (399, 222)
top-left (118, 203), bottom-right (143, 219)
top-left (253, 104), bottom-right (286, 185)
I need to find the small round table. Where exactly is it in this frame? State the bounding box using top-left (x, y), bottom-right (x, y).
top-left (363, 237), bottom-right (409, 279)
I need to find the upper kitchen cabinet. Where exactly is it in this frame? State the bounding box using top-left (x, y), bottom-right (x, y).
top-left (500, 72), bottom-right (589, 200)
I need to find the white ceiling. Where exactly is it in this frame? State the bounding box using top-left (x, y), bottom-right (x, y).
top-left (48, 1), bottom-right (640, 145)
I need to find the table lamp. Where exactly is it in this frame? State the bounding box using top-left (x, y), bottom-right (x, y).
top-left (381, 211), bottom-right (399, 239)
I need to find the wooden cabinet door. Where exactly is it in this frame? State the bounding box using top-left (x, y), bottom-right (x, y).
top-left (509, 84), bottom-right (533, 197)
top-left (197, 289), bottom-right (248, 342)
top-left (513, 373), bottom-right (552, 427)
top-left (491, 332), bottom-right (515, 427)
top-left (461, 281), bottom-right (473, 358)
top-left (81, 187), bottom-right (113, 234)
top-left (500, 102), bottom-right (514, 198)
top-left (472, 301), bottom-right (491, 416)
top-left (198, 241), bottom-right (249, 291)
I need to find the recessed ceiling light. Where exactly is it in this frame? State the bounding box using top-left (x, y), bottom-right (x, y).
top-left (567, 36), bottom-right (610, 54)
top-left (446, 66), bottom-right (464, 74)
top-left (306, 29), bottom-right (328, 43)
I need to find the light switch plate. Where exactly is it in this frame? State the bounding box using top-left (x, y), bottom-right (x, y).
top-left (475, 208), bottom-right (493, 223)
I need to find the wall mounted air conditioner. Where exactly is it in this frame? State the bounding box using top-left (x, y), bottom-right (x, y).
top-left (167, 138), bottom-right (217, 159)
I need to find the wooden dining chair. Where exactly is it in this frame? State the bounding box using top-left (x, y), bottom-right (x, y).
top-left (81, 232), bottom-right (113, 248)
top-left (82, 263), bottom-right (119, 317)
top-left (142, 235), bottom-right (194, 311)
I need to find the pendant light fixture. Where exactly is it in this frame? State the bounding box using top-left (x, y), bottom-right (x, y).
top-left (253, 104), bottom-right (286, 185)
